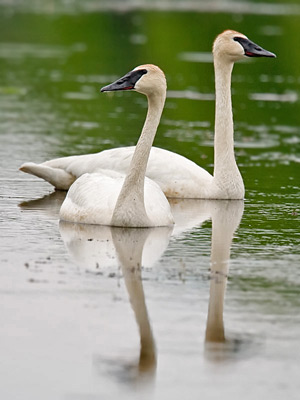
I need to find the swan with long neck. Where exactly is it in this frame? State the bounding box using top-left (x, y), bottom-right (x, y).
top-left (20, 30), bottom-right (275, 199)
top-left (59, 64), bottom-right (174, 227)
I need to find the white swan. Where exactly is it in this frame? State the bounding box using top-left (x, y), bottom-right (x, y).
top-left (59, 64), bottom-right (174, 227)
top-left (20, 30), bottom-right (275, 199)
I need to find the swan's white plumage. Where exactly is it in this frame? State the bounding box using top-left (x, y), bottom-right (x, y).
top-left (40, 146), bottom-right (213, 197)
top-left (20, 30), bottom-right (275, 200)
top-left (59, 64), bottom-right (174, 227)
top-left (60, 172), bottom-right (173, 226)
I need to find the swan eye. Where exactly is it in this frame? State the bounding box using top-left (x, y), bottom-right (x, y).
top-left (121, 69), bottom-right (148, 89)
top-left (233, 36), bottom-right (247, 45)
top-left (101, 69), bottom-right (148, 92)
top-left (119, 69), bottom-right (147, 86)
top-left (233, 37), bottom-right (262, 52)
top-left (132, 69), bottom-right (148, 83)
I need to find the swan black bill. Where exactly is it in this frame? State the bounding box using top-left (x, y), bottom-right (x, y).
top-left (233, 37), bottom-right (276, 58)
top-left (101, 69), bottom-right (148, 92)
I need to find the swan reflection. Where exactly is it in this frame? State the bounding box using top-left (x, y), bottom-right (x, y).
top-left (59, 221), bottom-right (173, 272)
top-left (204, 200), bottom-right (244, 361)
top-left (20, 193), bottom-right (245, 365)
top-left (18, 190), bottom-right (66, 217)
top-left (60, 222), bottom-right (174, 384)
top-left (169, 198), bottom-right (245, 358)
top-left (111, 228), bottom-right (157, 376)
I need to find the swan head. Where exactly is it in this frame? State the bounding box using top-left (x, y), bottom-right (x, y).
top-left (101, 64), bottom-right (166, 97)
top-left (213, 30), bottom-right (276, 62)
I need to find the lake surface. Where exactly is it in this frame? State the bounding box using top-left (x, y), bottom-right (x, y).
top-left (0, 1), bottom-right (299, 399)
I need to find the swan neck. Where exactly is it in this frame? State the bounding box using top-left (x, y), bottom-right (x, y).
top-left (112, 89), bottom-right (166, 226)
top-left (213, 57), bottom-right (237, 178)
top-left (127, 91), bottom-right (165, 184)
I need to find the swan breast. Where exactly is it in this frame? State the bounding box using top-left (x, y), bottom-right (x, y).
top-left (59, 172), bottom-right (174, 226)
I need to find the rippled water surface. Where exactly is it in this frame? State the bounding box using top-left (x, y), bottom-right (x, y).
top-left (0, 1), bottom-right (299, 399)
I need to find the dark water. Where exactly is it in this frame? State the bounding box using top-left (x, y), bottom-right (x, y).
top-left (0, 1), bottom-right (299, 399)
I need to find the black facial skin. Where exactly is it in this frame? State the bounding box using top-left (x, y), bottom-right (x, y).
top-left (101, 69), bottom-right (148, 92)
top-left (233, 37), bottom-right (276, 58)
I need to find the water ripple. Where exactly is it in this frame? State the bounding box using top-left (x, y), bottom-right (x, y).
top-left (249, 92), bottom-right (298, 103)
top-left (178, 52), bottom-right (213, 63)
top-left (0, 42), bottom-right (85, 60)
top-left (167, 90), bottom-right (214, 101)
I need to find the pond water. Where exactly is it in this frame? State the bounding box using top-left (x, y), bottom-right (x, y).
top-left (0, 1), bottom-right (299, 399)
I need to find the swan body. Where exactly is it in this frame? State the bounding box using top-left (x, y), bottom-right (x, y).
top-left (60, 64), bottom-right (174, 227)
top-left (31, 146), bottom-right (213, 197)
top-left (60, 171), bottom-right (173, 226)
top-left (20, 30), bottom-right (275, 199)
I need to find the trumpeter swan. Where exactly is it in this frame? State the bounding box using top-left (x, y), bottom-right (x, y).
top-left (20, 30), bottom-right (275, 199)
top-left (59, 64), bottom-right (174, 227)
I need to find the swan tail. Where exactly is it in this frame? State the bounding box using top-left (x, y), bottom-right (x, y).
top-left (19, 162), bottom-right (75, 190)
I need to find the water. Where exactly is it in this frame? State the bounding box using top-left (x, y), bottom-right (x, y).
top-left (0, 1), bottom-right (299, 399)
